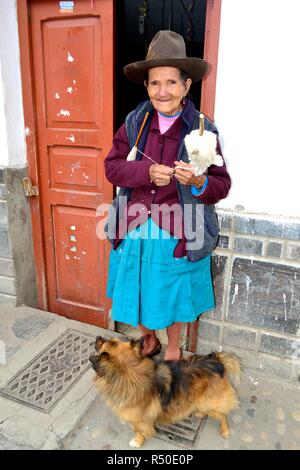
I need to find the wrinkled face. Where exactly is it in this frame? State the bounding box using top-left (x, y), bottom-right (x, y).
top-left (89, 336), bottom-right (144, 371)
top-left (145, 67), bottom-right (192, 116)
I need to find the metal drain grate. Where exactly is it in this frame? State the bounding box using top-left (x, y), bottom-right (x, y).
top-left (0, 329), bottom-right (96, 413)
top-left (155, 416), bottom-right (206, 448)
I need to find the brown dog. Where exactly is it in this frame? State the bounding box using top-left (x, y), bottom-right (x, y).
top-left (89, 336), bottom-right (241, 448)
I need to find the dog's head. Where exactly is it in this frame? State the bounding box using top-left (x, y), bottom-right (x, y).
top-left (89, 336), bottom-right (145, 373)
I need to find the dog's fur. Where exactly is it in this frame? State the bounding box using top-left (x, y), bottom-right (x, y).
top-left (89, 336), bottom-right (241, 448)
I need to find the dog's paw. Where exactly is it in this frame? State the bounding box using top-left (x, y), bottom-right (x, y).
top-left (129, 437), bottom-right (141, 448)
top-left (220, 427), bottom-right (230, 439)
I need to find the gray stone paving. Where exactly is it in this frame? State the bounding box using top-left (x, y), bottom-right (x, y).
top-left (0, 304), bottom-right (299, 450)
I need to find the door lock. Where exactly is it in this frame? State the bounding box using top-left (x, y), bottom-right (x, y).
top-left (22, 177), bottom-right (39, 196)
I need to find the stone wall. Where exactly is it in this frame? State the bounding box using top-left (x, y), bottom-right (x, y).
top-left (0, 167), bottom-right (37, 307)
top-left (197, 210), bottom-right (300, 382)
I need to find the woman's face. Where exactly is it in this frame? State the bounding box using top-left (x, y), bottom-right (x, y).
top-left (144, 67), bottom-right (192, 116)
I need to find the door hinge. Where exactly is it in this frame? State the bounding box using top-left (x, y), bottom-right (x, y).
top-left (23, 177), bottom-right (39, 197)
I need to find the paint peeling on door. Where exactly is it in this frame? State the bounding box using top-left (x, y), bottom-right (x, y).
top-left (66, 134), bottom-right (75, 143)
top-left (57, 109), bottom-right (71, 117)
top-left (70, 225), bottom-right (76, 230)
top-left (54, 92), bottom-right (60, 99)
top-left (67, 51), bottom-right (75, 62)
top-left (25, 127), bottom-right (32, 137)
top-left (70, 246), bottom-right (77, 252)
top-left (67, 87), bottom-right (74, 94)
top-left (70, 235), bottom-right (77, 242)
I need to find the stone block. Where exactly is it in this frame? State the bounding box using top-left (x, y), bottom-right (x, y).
top-left (196, 339), bottom-right (221, 356)
top-left (198, 320), bottom-right (221, 342)
top-left (291, 363), bottom-right (300, 382)
top-left (267, 242), bottom-right (283, 258)
top-left (283, 224), bottom-right (300, 241)
top-left (286, 243), bottom-right (300, 262)
top-left (250, 354), bottom-right (293, 380)
top-left (217, 235), bottom-right (229, 249)
top-left (0, 227), bottom-right (11, 258)
top-left (227, 258), bottom-right (300, 335)
top-left (235, 217), bottom-right (300, 241)
top-left (0, 168), bottom-right (5, 184)
top-left (0, 184), bottom-right (8, 199)
top-left (0, 293), bottom-right (17, 306)
top-left (209, 254), bottom-right (228, 320)
top-left (235, 216), bottom-right (285, 238)
top-left (260, 334), bottom-right (300, 359)
top-left (0, 201), bottom-right (8, 224)
top-left (217, 212), bottom-right (233, 231)
top-left (0, 276), bottom-right (16, 295)
top-left (196, 337), bottom-right (293, 380)
top-left (223, 324), bottom-right (257, 350)
top-left (0, 258), bottom-right (15, 277)
top-left (234, 237), bottom-right (263, 255)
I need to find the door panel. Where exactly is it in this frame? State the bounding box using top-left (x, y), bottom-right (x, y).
top-left (29, 0), bottom-right (113, 326)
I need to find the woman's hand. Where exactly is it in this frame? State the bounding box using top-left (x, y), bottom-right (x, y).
top-left (149, 164), bottom-right (174, 186)
top-left (173, 160), bottom-right (206, 188)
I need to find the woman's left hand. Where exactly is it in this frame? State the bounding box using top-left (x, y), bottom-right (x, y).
top-left (173, 160), bottom-right (206, 188)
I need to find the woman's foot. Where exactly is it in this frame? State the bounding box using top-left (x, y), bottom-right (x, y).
top-left (164, 348), bottom-right (182, 361)
top-left (141, 334), bottom-right (161, 357)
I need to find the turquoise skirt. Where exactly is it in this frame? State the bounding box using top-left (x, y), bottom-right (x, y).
top-left (106, 217), bottom-right (215, 330)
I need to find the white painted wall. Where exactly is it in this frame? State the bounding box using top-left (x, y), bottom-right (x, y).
top-left (0, 60), bottom-right (9, 166)
top-left (215, 0), bottom-right (300, 218)
top-left (0, 0), bottom-right (26, 168)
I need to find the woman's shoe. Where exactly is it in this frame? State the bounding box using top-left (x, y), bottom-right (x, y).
top-left (140, 334), bottom-right (162, 358)
top-left (164, 348), bottom-right (183, 362)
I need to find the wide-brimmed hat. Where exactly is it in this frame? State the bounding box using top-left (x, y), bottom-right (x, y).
top-left (124, 30), bottom-right (209, 84)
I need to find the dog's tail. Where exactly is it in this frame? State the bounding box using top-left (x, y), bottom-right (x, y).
top-left (215, 352), bottom-right (242, 385)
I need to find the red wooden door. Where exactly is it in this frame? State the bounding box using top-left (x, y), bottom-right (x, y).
top-left (29, 0), bottom-right (113, 326)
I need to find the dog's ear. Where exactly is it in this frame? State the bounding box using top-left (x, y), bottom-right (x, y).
top-left (130, 338), bottom-right (143, 355)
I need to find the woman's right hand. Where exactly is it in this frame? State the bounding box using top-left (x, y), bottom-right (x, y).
top-left (149, 164), bottom-right (174, 186)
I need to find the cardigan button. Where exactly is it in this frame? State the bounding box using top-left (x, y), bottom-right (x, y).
top-left (147, 210), bottom-right (151, 215)
top-left (150, 189), bottom-right (156, 194)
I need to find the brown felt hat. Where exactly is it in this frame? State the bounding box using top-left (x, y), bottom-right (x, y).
top-left (124, 30), bottom-right (209, 84)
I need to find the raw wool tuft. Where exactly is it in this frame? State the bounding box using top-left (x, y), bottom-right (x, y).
top-left (184, 129), bottom-right (223, 176)
top-left (127, 146), bottom-right (138, 161)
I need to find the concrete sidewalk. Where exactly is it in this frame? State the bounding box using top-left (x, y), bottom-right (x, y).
top-left (0, 305), bottom-right (299, 450)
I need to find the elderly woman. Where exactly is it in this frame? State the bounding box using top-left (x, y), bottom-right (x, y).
top-left (104, 31), bottom-right (231, 361)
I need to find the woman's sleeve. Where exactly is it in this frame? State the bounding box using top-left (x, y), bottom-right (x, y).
top-left (191, 137), bottom-right (231, 204)
top-left (104, 124), bottom-right (153, 188)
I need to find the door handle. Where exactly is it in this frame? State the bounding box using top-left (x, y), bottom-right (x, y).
top-left (22, 177), bottom-right (39, 196)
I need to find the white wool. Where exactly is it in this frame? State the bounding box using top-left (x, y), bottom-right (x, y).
top-left (127, 146), bottom-right (137, 161)
top-left (184, 130), bottom-right (223, 176)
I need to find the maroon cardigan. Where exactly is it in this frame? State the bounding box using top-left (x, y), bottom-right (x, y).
top-left (104, 107), bottom-right (231, 256)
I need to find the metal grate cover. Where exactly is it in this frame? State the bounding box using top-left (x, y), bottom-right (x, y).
top-left (0, 329), bottom-right (96, 413)
top-left (155, 415), bottom-right (206, 448)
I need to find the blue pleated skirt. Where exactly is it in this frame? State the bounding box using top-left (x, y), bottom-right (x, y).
top-left (106, 217), bottom-right (215, 330)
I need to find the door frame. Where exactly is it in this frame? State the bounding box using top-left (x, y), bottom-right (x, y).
top-left (17, 0), bottom-right (222, 338)
top-left (17, 0), bottom-right (48, 310)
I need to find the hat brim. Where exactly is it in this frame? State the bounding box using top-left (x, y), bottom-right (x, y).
top-left (123, 58), bottom-right (210, 84)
